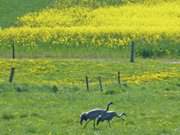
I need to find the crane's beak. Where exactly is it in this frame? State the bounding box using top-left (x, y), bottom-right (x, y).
top-left (80, 116), bottom-right (84, 125)
top-left (80, 120), bottom-right (83, 125)
top-left (108, 102), bottom-right (113, 105)
top-left (80, 114), bottom-right (86, 125)
top-left (120, 112), bottom-right (127, 116)
top-left (118, 112), bottom-right (127, 120)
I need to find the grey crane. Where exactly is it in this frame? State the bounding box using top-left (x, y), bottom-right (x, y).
top-left (80, 102), bottom-right (113, 129)
top-left (96, 111), bottom-right (126, 127)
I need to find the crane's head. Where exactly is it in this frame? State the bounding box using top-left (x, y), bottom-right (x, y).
top-left (118, 112), bottom-right (127, 120)
top-left (120, 112), bottom-right (127, 117)
top-left (107, 102), bottom-right (113, 106)
top-left (80, 112), bottom-right (87, 125)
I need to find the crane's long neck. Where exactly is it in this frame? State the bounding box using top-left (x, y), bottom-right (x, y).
top-left (106, 103), bottom-right (111, 111)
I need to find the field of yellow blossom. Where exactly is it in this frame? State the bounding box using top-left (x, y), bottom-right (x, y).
top-left (0, 0), bottom-right (180, 58)
top-left (0, 58), bottom-right (179, 86)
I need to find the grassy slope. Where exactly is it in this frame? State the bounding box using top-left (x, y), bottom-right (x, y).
top-left (0, 0), bottom-right (55, 27)
top-left (0, 59), bottom-right (179, 135)
top-left (0, 0), bottom-right (130, 28)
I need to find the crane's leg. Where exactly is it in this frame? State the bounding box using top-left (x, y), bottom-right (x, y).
top-left (83, 120), bottom-right (91, 128)
top-left (108, 120), bottom-right (111, 128)
top-left (93, 120), bottom-right (96, 129)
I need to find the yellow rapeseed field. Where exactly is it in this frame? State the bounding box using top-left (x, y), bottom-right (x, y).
top-left (0, 1), bottom-right (180, 56)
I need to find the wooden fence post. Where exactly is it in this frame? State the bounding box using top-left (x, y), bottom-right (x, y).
top-left (85, 76), bottom-right (89, 91)
top-left (98, 76), bottom-right (103, 92)
top-left (117, 72), bottom-right (121, 86)
top-left (9, 41), bottom-right (16, 83)
top-left (130, 41), bottom-right (135, 63)
top-left (9, 67), bottom-right (15, 83)
top-left (12, 43), bottom-right (15, 59)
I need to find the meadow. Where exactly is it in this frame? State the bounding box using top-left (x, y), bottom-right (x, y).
top-left (0, 0), bottom-right (180, 135)
top-left (0, 58), bottom-right (180, 135)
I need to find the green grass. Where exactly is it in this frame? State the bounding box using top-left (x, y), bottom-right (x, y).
top-left (0, 0), bottom-right (56, 28)
top-left (0, 80), bottom-right (180, 135)
top-left (0, 58), bottom-right (179, 135)
top-left (0, 0), bottom-right (180, 134)
top-left (0, 45), bottom-right (131, 59)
